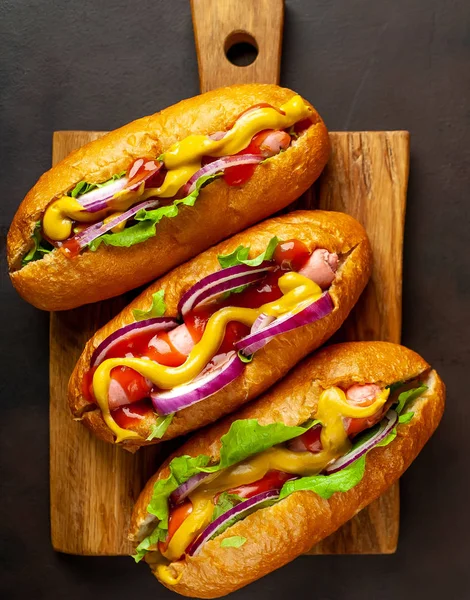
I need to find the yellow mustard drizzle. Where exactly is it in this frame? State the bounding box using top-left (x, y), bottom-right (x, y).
top-left (153, 560), bottom-right (183, 586)
top-left (93, 273), bottom-right (322, 443)
top-left (160, 386), bottom-right (390, 562)
top-left (43, 95), bottom-right (312, 241)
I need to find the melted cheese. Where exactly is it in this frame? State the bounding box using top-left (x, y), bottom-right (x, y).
top-left (160, 386), bottom-right (390, 563)
top-left (43, 95), bottom-right (312, 241)
top-left (92, 273), bottom-right (322, 442)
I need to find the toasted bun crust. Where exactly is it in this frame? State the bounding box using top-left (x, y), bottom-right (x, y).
top-left (8, 84), bottom-right (329, 311)
top-left (68, 211), bottom-right (372, 450)
top-left (129, 342), bottom-right (445, 598)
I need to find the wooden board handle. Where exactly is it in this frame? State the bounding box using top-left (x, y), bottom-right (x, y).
top-left (191, 0), bottom-right (284, 92)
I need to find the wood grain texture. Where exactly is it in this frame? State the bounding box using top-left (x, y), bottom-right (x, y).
top-left (191, 0), bottom-right (284, 92)
top-left (50, 131), bottom-right (161, 555)
top-left (306, 130), bottom-right (409, 555)
top-left (49, 130), bottom-right (409, 555)
top-left (50, 0), bottom-right (408, 557)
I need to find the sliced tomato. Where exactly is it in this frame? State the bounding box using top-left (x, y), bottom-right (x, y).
top-left (222, 129), bottom-right (272, 187)
top-left (225, 470), bottom-right (293, 500)
top-left (143, 331), bottom-right (187, 367)
top-left (102, 328), bottom-right (160, 361)
top-left (273, 239), bottom-right (311, 271)
top-left (158, 501), bottom-right (193, 554)
top-left (111, 401), bottom-right (152, 429)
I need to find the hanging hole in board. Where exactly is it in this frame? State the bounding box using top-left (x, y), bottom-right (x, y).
top-left (224, 31), bottom-right (258, 67)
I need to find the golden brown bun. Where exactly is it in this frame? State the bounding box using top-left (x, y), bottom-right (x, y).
top-left (68, 210), bottom-right (372, 450)
top-left (129, 341), bottom-right (445, 598)
top-left (8, 84), bottom-right (329, 311)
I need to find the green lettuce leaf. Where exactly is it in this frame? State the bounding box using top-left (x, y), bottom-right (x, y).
top-left (146, 413), bottom-right (174, 441)
top-left (135, 454), bottom-right (212, 561)
top-left (22, 221), bottom-right (54, 266)
top-left (395, 385), bottom-right (427, 414)
top-left (217, 236), bottom-right (279, 268)
top-left (398, 412), bottom-right (414, 424)
top-left (211, 492), bottom-right (243, 522)
top-left (238, 351), bottom-right (253, 364)
top-left (386, 380), bottom-right (404, 395)
top-left (220, 536), bottom-right (246, 548)
top-left (210, 493), bottom-right (278, 538)
top-left (202, 419), bottom-right (319, 473)
top-left (88, 173), bottom-right (220, 251)
top-left (132, 526), bottom-right (165, 563)
top-left (279, 455), bottom-right (366, 500)
top-left (147, 454), bottom-right (211, 526)
top-left (69, 171), bottom-right (126, 198)
top-left (287, 125), bottom-right (299, 140)
top-left (143, 419), bottom-right (319, 534)
top-left (132, 291), bottom-right (166, 321)
top-left (376, 428), bottom-right (397, 447)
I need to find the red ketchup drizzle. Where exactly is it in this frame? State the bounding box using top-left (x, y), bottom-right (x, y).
top-left (222, 129), bottom-right (271, 187)
top-left (60, 237), bottom-right (82, 259)
top-left (223, 470), bottom-right (293, 500)
top-left (85, 238), bottom-right (311, 430)
top-left (111, 401), bottom-right (153, 429)
top-left (298, 425), bottom-right (323, 453)
top-left (126, 158), bottom-right (166, 189)
top-left (103, 329), bottom-right (161, 360)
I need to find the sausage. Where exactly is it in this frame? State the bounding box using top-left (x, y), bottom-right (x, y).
top-left (299, 249), bottom-right (338, 289)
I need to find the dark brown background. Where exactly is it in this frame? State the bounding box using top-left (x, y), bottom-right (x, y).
top-left (1, 0), bottom-right (468, 598)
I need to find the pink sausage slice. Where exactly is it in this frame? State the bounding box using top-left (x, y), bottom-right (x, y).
top-left (168, 324), bottom-right (195, 356)
top-left (346, 383), bottom-right (382, 405)
top-left (299, 249), bottom-right (339, 289)
top-left (259, 131), bottom-right (291, 157)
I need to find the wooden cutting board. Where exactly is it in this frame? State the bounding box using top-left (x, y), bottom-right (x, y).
top-left (50, 0), bottom-right (409, 556)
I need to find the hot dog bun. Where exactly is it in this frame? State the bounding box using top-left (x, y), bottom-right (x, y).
top-left (68, 210), bottom-right (372, 451)
top-left (130, 342), bottom-right (445, 598)
top-left (8, 84), bottom-right (329, 311)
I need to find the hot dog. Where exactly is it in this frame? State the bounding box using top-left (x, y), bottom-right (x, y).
top-left (68, 210), bottom-right (372, 451)
top-left (7, 84), bottom-right (330, 311)
top-left (129, 341), bottom-right (445, 598)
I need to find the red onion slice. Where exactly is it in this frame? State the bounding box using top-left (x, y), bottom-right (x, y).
top-left (250, 313), bottom-right (275, 334)
top-left (177, 262), bottom-right (274, 316)
top-left (325, 410), bottom-right (398, 474)
top-left (181, 154), bottom-right (264, 196)
top-left (75, 177), bottom-right (129, 210)
top-left (151, 351), bottom-right (244, 415)
top-left (170, 472), bottom-right (214, 505)
top-left (69, 198), bottom-right (160, 250)
top-left (187, 489), bottom-right (279, 557)
top-left (91, 317), bottom-right (178, 367)
top-left (77, 162), bottom-right (163, 213)
top-left (235, 292), bottom-right (334, 356)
